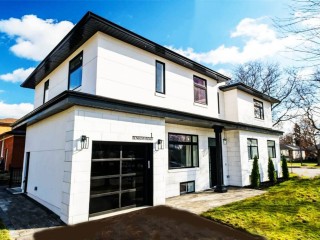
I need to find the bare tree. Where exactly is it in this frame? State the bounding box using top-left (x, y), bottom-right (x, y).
top-left (231, 61), bottom-right (300, 127)
top-left (276, 0), bottom-right (320, 64)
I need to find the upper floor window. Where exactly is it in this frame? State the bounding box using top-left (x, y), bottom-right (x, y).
top-left (68, 52), bottom-right (83, 90)
top-left (267, 140), bottom-right (276, 158)
top-left (168, 133), bottom-right (199, 169)
top-left (247, 138), bottom-right (259, 160)
top-left (194, 76), bottom-right (207, 105)
top-left (254, 99), bottom-right (264, 119)
top-left (155, 61), bottom-right (165, 94)
top-left (43, 80), bottom-right (49, 103)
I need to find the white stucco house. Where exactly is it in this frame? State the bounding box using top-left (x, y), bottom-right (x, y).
top-left (12, 12), bottom-right (282, 224)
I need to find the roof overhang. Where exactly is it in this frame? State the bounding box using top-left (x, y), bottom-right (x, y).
top-left (12, 91), bottom-right (283, 136)
top-left (219, 82), bottom-right (280, 104)
top-left (21, 12), bottom-right (230, 89)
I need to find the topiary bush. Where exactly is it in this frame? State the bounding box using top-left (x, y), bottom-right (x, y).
top-left (282, 155), bottom-right (289, 180)
top-left (251, 155), bottom-right (260, 188)
top-left (268, 157), bottom-right (277, 184)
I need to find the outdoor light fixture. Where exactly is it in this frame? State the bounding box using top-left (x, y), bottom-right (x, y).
top-left (81, 135), bottom-right (89, 149)
top-left (223, 138), bottom-right (227, 145)
top-left (157, 139), bottom-right (164, 150)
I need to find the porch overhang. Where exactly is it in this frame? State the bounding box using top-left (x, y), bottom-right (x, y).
top-left (12, 91), bottom-right (283, 136)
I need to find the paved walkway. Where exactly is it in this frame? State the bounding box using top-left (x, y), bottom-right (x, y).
top-left (166, 187), bottom-right (266, 214)
top-left (0, 186), bottom-right (63, 240)
top-left (291, 167), bottom-right (320, 178)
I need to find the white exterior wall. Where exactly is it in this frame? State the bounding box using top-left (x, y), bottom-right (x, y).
top-left (225, 130), bottom-right (280, 187)
top-left (33, 34), bottom-right (99, 109)
top-left (96, 33), bottom-right (220, 118)
top-left (222, 88), bottom-right (273, 128)
top-left (165, 124), bottom-right (229, 198)
top-left (65, 106), bottom-right (166, 224)
top-left (22, 108), bottom-right (75, 216)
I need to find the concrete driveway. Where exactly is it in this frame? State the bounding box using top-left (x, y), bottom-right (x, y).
top-left (166, 187), bottom-right (265, 214)
top-left (290, 167), bottom-right (320, 178)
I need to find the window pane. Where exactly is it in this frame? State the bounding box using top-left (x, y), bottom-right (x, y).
top-left (89, 194), bottom-right (119, 214)
top-left (194, 76), bottom-right (206, 86)
top-left (248, 139), bottom-right (258, 146)
top-left (169, 144), bottom-right (192, 168)
top-left (69, 67), bottom-right (82, 90)
top-left (91, 161), bottom-right (120, 176)
top-left (90, 177), bottom-right (120, 195)
top-left (194, 86), bottom-right (207, 104)
top-left (252, 147), bottom-right (258, 159)
top-left (192, 136), bottom-right (198, 143)
top-left (187, 182), bottom-right (195, 192)
top-left (156, 62), bottom-right (164, 93)
top-left (193, 145), bottom-right (198, 166)
top-left (168, 134), bottom-right (191, 142)
top-left (267, 141), bottom-right (275, 147)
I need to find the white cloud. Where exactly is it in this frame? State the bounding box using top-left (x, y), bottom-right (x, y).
top-left (0, 101), bottom-right (33, 118)
top-left (0, 67), bottom-right (35, 83)
top-left (167, 18), bottom-right (300, 67)
top-left (0, 15), bottom-right (74, 61)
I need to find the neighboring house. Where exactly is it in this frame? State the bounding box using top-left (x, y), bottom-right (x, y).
top-left (0, 119), bottom-right (26, 172)
top-left (12, 12), bottom-right (282, 224)
top-left (0, 118), bottom-right (16, 135)
top-left (280, 144), bottom-right (305, 161)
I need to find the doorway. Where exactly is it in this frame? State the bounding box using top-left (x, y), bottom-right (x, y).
top-left (23, 152), bottom-right (30, 193)
top-left (89, 141), bottom-right (153, 217)
top-left (208, 138), bottom-right (217, 188)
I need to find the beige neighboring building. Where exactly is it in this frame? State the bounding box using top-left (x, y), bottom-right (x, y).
top-left (0, 118), bottom-right (16, 134)
top-left (280, 144), bottom-right (306, 161)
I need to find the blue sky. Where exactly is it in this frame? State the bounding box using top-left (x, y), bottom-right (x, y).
top-left (0, 0), bottom-right (293, 118)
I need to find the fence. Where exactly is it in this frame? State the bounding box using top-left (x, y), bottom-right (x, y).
top-left (9, 167), bottom-right (23, 188)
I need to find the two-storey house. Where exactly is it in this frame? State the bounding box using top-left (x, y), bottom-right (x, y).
top-left (12, 12), bottom-right (282, 224)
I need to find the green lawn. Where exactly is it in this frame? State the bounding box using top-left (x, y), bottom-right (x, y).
top-left (0, 219), bottom-right (10, 240)
top-left (202, 176), bottom-right (320, 240)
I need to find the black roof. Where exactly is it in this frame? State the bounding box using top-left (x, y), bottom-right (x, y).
top-left (12, 90), bottom-right (283, 136)
top-left (21, 11), bottom-right (230, 89)
top-left (219, 82), bottom-right (280, 103)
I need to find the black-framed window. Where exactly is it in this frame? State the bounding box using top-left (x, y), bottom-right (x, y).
top-left (194, 76), bottom-right (207, 105)
top-left (217, 92), bottom-right (220, 114)
top-left (180, 181), bottom-right (195, 195)
top-left (68, 52), bottom-right (83, 90)
top-left (267, 140), bottom-right (276, 158)
top-left (247, 138), bottom-right (259, 160)
top-left (168, 133), bottom-right (199, 169)
top-left (43, 80), bottom-right (49, 103)
top-left (254, 99), bottom-right (264, 119)
top-left (155, 61), bottom-right (165, 94)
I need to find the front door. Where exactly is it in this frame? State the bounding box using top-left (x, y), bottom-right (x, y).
top-left (208, 138), bottom-right (217, 188)
top-left (89, 142), bottom-right (153, 217)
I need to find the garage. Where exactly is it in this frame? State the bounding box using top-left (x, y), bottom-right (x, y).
top-left (89, 141), bottom-right (153, 216)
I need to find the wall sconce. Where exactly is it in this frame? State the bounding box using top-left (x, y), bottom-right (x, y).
top-left (157, 139), bottom-right (164, 150)
top-left (223, 138), bottom-right (227, 145)
top-left (81, 135), bottom-right (89, 149)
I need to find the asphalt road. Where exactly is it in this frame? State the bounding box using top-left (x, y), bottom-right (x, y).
top-left (290, 167), bottom-right (320, 178)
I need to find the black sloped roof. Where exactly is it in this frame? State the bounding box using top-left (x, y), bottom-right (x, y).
top-left (21, 12), bottom-right (230, 89)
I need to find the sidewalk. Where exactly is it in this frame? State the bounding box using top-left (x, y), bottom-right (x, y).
top-left (0, 186), bottom-right (63, 240)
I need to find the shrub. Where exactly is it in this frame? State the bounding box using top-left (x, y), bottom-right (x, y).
top-left (282, 155), bottom-right (289, 180)
top-left (251, 155), bottom-right (260, 188)
top-left (268, 157), bottom-right (277, 184)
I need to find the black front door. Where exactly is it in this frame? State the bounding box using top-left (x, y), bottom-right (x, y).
top-left (208, 138), bottom-right (217, 188)
top-left (89, 142), bottom-right (153, 216)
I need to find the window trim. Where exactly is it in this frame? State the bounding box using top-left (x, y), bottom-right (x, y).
top-left (43, 80), bottom-right (49, 104)
top-left (155, 60), bottom-right (165, 94)
top-left (168, 132), bottom-right (199, 169)
top-left (68, 51), bottom-right (83, 90)
top-left (247, 138), bottom-right (259, 160)
top-left (254, 99), bottom-right (264, 120)
top-left (267, 140), bottom-right (276, 158)
top-left (193, 75), bottom-right (207, 105)
top-left (180, 181), bottom-right (195, 195)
